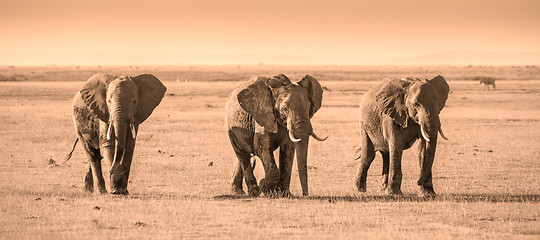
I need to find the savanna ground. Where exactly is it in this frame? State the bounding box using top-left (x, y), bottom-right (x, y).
top-left (0, 65), bottom-right (539, 239)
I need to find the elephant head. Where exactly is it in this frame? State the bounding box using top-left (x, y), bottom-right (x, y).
top-left (237, 74), bottom-right (326, 195)
top-left (79, 73), bottom-right (166, 192)
top-left (376, 75), bottom-right (449, 142)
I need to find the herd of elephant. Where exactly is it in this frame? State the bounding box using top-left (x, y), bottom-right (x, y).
top-left (66, 73), bottom-right (450, 197)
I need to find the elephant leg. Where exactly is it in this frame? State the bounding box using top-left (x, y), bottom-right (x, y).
top-left (354, 130), bottom-right (375, 192)
top-left (80, 137), bottom-right (106, 194)
top-left (380, 151), bottom-right (390, 191)
top-left (83, 164), bottom-right (93, 193)
top-left (387, 146), bottom-right (403, 195)
top-left (257, 149), bottom-right (280, 195)
top-left (277, 143), bottom-right (295, 196)
top-left (255, 133), bottom-right (280, 195)
top-left (90, 159), bottom-right (107, 194)
top-left (230, 160), bottom-right (245, 195)
top-left (228, 129), bottom-right (258, 196)
top-left (111, 132), bottom-right (136, 195)
top-left (238, 150), bottom-right (260, 196)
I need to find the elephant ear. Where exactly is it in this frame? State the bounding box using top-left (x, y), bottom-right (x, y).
top-left (237, 77), bottom-right (279, 133)
top-left (80, 73), bottom-right (116, 122)
top-left (297, 75), bottom-right (323, 118)
top-left (272, 74), bottom-right (292, 86)
top-left (427, 75), bottom-right (450, 113)
top-left (376, 78), bottom-right (412, 128)
top-left (131, 74), bottom-right (167, 124)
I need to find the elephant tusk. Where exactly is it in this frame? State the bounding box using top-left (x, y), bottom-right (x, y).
top-left (420, 125), bottom-right (431, 142)
top-left (353, 147), bottom-right (362, 160)
top-left (249, 153), bottom-right (259, 169)
top-left (439, 126), bottom-right (448, 140)
top-left (289, 131), bottom-right (301, 142)
top-left (311, 130), bottom-right (328, 141)
top-left (130, 123), bottom-right (137, 139)
top-left (107, 121), bottom-right (113, 140)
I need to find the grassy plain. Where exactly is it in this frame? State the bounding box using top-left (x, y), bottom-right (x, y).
top-left (0, 65), bottom-right (539, 239)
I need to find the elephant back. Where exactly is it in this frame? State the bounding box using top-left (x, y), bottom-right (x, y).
top-left (225, 84), bottom-right (255, 132)
top-left (72, 91), bottom-right (100, 149)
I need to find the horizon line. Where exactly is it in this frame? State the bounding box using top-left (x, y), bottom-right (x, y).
top-left (2, 63), bottom-right (539, 67)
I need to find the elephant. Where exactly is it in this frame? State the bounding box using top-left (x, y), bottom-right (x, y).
top-left (66, 73), bottom-right (166, 194)
top-left (479, 77), bottom-right (496, 91)
top-left (353, 75), bottom-right (449, 197)
top-left (225, 74), bottom-right (327, 196)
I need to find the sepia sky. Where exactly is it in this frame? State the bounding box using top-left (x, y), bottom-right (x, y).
top-left (1, 0), bottom-right (539, 65)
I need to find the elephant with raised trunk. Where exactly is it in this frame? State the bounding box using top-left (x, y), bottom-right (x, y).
top-left (67, 73), bottom-right (166, 194)
top-left (354, 76), bottom-right (449, 197)
top-left (226, 74), bottom-right (326, 196)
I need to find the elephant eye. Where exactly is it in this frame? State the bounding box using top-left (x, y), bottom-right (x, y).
top-left (282, 108), bottom-right (289, 114)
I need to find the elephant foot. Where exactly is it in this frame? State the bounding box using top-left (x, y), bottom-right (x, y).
top-left (279, 190), bottom-right (292, 198)
top-left (419, 186), bottom-right (436, 198)
top-left (385, 187), bottom-right (402, 196)
top-left (247, 186), bottom-right (261, 197)
top-left (230, 185), bottom-right (245, 195)
top-left (354, 175), bottom-right (367, 192)
top-left (355, 181), bottom-right (366, 192)
top-left (275, 185), bottom-right (293, 198)
top-left (259, 178), bottom-right (279, 194)
top-left (263, 188), bottom-right (292, 198)
top-left (110, 189), bottom-right (129, 195)
top-left (97, 183), bottom-right (107, 194)
top-left (83, 186), bottom-right (94, 193)
top-left (84, 178), bottom-right (93, 193)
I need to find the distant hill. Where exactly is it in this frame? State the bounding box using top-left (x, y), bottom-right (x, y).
top-left (1, 50), bottom-right (538, 66)
top-left (387, 50), bottom-right (540, 65)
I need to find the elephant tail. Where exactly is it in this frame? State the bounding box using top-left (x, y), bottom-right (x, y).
top-left (62, 138), bottom-right (79, 164)
top-left (353, 147), bottom-right (362, 160)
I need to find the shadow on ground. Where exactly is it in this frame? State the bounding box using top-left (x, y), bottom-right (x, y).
top-left (213, 193), bottom-right (540, 203)
top-left (8, 189), bottom-right (539, 203)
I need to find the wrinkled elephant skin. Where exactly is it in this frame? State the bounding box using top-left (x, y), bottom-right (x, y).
top-left (226, 74), bottom-right (325, 196)
top-left (354, 76), bottom-right (449, 197)
top-left (70, 73), bottom-right (166, 194)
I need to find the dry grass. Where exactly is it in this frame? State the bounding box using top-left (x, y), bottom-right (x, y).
top-left (0, 66), bottom-right (539, 239)
top-left (1, 64), bottom-right (539, 82)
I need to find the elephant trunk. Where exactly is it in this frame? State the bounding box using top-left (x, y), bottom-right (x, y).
top-left (418, 135), bottom-right (437, 188)
top-left (417, 111), bottom-right (440, 192)
top-left (110, 108), bottom-right (128, 173)
top-left (287, 118), bottom-right (314, 196)
top-left (419, 109), bottom-right (441, 142)
top-left (295, 138), bottom-right (310, 196)
top-left (287, 118), bottom-right (312, 141)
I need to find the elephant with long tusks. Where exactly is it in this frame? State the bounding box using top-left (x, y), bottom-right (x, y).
top-left (226, 74), bottom-right (326, 197)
